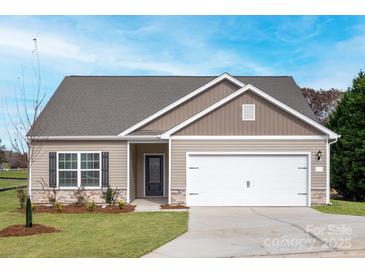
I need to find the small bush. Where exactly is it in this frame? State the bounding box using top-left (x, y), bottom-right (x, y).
top-left (101, 186), bottom-right (119, 207)
top-left (32, 203), bottom-right (37, 211)
top-left (16, 189), bottom-right (27, 209)
top-left (86, 200), bottom-right (96, 211)
top-left (55, 201), bottom-right (64, 212)
top-left (74, 186), bottom-right (90, 207)
top-left (117, 199), bottom-right (126, 209)
top-left (48, 188), bottom-right (57, 206)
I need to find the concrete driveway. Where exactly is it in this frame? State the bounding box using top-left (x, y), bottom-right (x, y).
top-left (145, 207), bottom-right (365, 257)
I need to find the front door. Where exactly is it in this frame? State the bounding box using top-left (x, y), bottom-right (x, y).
top-left (145, 155), bottom-right (164, 196)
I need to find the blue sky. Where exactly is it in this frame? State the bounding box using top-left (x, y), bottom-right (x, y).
top-left (0, 16), bottom-right (365, 148)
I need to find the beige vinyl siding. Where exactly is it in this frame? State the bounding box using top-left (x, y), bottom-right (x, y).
top-left (129, 143), bottom-right (137, 201)
top-left (31, 140), bottom-right (127, 190)
top-left (135, 143), bottom-right (169, 197)
top-left (175, 91), bottom-right (321, 136)
top-left (133, 80), bottom-right (239, 134)
top-left (171, 139), bottom-right (326, 201)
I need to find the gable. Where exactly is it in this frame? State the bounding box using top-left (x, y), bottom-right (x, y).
top-left (174, 90), bottom-right (322, 136)
top-left (130, 79), bottom-right (240, 135)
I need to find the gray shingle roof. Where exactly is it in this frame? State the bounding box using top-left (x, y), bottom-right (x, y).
top-left (28, 75), bottom-right (317, 136)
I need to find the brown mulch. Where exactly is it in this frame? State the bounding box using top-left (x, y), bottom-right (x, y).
top-left (0, 224), bottom-right (59, 238)
top-left (160, 204), bottom-right (189, 209)
top-left (18, 204), bottom-right (136, 214)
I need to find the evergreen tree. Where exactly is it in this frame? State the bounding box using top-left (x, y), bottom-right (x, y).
top-left (326, 71), bottom-right (365, 201)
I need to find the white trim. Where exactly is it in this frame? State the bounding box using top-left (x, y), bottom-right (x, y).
top-left (326, 136), bottom-right (339, 204)
top-left (128, 140), bottom-right (168, 144)
top-left (29, 135), bottom-right (160, 141)
top-left (29, 148), bottom-right (32, 197)
top-left (118, 73), bottom-right (245, 136)
top-left (168, 139), bottom-right (172, 205)
top-left (143, 153), bottom-right (166, 197)
top-left (242, 104), bottom-right (256, 121)
top-left (126, 141), bottom-right (130, 203)
top-left (170, 135), bottom-right (327, 140)
top-left (56, 151), bottom-right (102, 190)
top-left (160, 84), bottom-right (338, 139)
top-left (186, 151), bottom-right (311, 207)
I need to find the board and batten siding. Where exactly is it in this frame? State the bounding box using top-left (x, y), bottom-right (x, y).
top-left (170, 139), bottom-right (327, 204)
top-left (132, 80), bottom-right (239, 134)
top-left (175, 91), bottom-right (321, 136)
top-left (30, 140), bottom-right (128, 190)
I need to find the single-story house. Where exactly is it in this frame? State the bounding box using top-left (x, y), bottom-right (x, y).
top-left (28, 73), bottom-right (339, 206)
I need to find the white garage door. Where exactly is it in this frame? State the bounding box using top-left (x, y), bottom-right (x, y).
top-left (187, 154), bottom-right (309, 206)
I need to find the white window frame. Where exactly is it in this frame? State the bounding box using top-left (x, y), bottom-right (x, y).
top-left (242, 104), bottom-right (255, 121)
top-left (56, 151), bottom-right (102, 189)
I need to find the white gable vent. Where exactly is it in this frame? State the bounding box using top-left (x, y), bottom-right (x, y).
top-left (242, 104), bottom-right (255, 121)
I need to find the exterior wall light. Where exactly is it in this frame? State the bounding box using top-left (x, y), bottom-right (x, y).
top-left (316, 150), bottom-right (322, 161)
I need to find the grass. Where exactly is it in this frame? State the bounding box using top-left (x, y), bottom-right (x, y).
top-left (313, 199), bottom-right (365, 217)
top-left (0, 179), bottom-right (28, 188)
top-left (0, 188), bottom-right (188, 257)
top-left (0, 169), bottom-right (28, 179)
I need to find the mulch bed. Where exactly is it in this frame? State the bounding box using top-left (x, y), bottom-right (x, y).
top-left (0, 224), bottom-right (59, 238)
top-left (160, 204), bottom-right (189, 209)
top-left (18, 204), bottom-right (136, 214)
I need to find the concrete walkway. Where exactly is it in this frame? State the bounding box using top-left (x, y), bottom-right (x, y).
top-left (144, 207), bottom-right (365, 258)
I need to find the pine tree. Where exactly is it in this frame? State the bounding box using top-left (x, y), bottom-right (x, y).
top-left (25, 196), bottom-right (32, 227)
top-left (326, 71), bottom-right (365, 201)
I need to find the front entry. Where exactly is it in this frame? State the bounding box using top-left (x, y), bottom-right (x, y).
top-left (145, 155), bottom-right (164, 196)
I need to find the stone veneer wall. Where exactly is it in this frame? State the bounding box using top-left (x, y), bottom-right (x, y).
top-left (170, 189), bottom-right (186, 205)
top-left (31, 189), bottom-right (127, 205)
top-left (311, 189), bottom-right (326, 205)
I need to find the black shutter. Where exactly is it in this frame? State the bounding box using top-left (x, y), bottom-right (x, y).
top-left (101, 152), bottom-right (109, 187)
top-left (49, 152), bottom-right (57, 188)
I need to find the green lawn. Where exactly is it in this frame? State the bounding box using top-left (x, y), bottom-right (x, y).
top-left (0, 188), bottom-right (188, 257)
top-left (0, 169), bottom-right (28, 179)
top-left (0, 179), bottom-right (28, 188)
top-left (313, 199), bottom-right (365, 217)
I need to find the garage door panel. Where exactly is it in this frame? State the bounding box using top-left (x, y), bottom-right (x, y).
top-left (187, 154), bottom-right (308, 206)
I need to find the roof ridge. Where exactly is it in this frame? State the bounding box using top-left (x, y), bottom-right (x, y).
top-left (67, 75), bottom-right (293, 78)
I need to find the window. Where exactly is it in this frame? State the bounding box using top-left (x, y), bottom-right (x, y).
top-left (81, 153), bottom-right (100, 187)
top-left (58, 153), bottom-right (78, 187)
top-left (57, 152), bottom-right (101, 188)
top-left (242, 104), bottom-right (255, 121)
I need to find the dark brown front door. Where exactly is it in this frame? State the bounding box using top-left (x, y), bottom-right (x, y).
top-left (145, 155), bottom-right (164, 196)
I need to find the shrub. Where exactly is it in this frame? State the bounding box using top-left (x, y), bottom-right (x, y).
top-left (32, 203), bottom-right (37, 211)
top-left (117, 199), bottom-right (126, 209)
top-left (101, 186), bottom-right (119, 207)
top-left (86, 200), bottom-right (96, 211)
top-left (47, 187), bottom-right (57, 206)
top-left (39, 178), bottom-right (57, 206)
top-left (73, 186), bottom-right (90, 207)
top-left (55, 201), bottom-right (64, 212)
top-left (16, 189), bottom-right (27, 209)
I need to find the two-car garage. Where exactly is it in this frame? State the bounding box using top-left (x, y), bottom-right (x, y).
top-left (186, 153), bottom-right (310, 207)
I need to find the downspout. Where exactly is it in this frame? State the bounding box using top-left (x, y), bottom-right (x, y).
top-left (326, 135), bottom-right (340, 205)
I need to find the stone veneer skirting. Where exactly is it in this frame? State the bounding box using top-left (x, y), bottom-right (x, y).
top-left (31, 189), bottom-right (127, 205)
top-left (311, 189), bottom-right (326, 205)
top-left (170, 189), bottom-right (186, 205)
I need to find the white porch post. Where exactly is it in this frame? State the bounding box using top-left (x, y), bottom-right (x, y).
top-left (168, 138), bottom-right (171, 205)
top-left (126, 140), bottom-right (130, 203)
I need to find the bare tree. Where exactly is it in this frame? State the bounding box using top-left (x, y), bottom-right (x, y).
top-left (6, 38), bottom-right (47, 193)
top-left (301, 87), bottom-right (343, 125)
